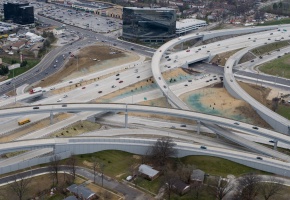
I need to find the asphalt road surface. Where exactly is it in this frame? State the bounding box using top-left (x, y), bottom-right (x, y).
top-left (0, 166), bottom-right (152, 200)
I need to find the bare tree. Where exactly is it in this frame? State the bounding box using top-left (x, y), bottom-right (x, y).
top-left (148, 137), bottom-right (177, 167)
top-left (67, 154), bottom-right (77, 181)
top-left (207, 176), bottom-right (234, 200)
top-left (49, 155), bottom-right (61, 185)
top-left (99, 160), bottom-right (105, 187)
top-left (91, 157), bottom-right (98, 184)
top-left (8, 174), bottom-right (31, 200)
top-left (163, 170), bottom-right (178, 200)
top-left (260, 177), bottom-right (285, 200)
top-left (235, 173), bottom-right (261, 200)
top-left (177, 163), bottom-right (196, 184)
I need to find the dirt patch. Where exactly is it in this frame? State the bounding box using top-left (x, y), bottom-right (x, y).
top-left (133, 155), bottom-right (141, 160)
top-left (0, 76), bottom-right (7, 82)
top-left (210, 49), bottom-right (241, 66)
top-left (0, 113), bottom-right (72, 143)
top-left (238, 52), bottom-right (256, 64)
top-left (48, 120), bottom-right (102, 138)
top-left (180, 84), bottom-right (272, 128)
top-left (238, 81), bottom-right (271, 107)
top-left (34, 44), bottom-right (139, 87)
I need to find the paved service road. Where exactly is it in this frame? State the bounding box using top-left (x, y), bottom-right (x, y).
top-left (0, 166), bottom-right (152, 200)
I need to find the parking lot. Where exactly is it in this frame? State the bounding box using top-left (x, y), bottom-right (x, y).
top-left (36, 4), bottom-right (122, 34)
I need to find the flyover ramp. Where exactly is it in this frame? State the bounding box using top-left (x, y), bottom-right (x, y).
top-left (224, 44), bottom-right (290, 134)
top-left (3, 104), bottom-right (290, 161)
top-left (0, 148), bottom-right (53, 167)
top-left (1, 137), bottom-right (290, 177)
top-left (202, 122), bottom-right (290, 162)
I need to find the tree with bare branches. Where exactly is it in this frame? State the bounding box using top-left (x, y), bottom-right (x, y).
top-left (148, 137), bottom-right (177, 168)
top-left (49, 155), bottom-right (61, 185)
top-left (235, 173), bottom-right (261, 200)
top-left (67, 154), bottom-right (77, 181)
top-left (260, 177), bottom-right (285, 200)
top-left (177, 163), bottom-right (196, 184)
top-left (163, 170), bottom-right (178, 200)
top-left (207, 176), bottom-right (235, 200)
top-left (8, 174), bottom-right (31, 200)
top-left (91, 157), bottom-right (98, 184)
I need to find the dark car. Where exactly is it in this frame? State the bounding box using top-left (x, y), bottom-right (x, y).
top-left (33, 107), bottom-right (39, 109)
top-left (119, 80), bottom-right (123, 83)
top-left (116, 73), bottom-right (120, 76)
top-left (256, 156), bottom-right (263, 160)
top-left (62, 104), bottom-right (67, 107)
top-left (180, 124), bottom-right (187, 127)
top-left (200, 146), bottom-right (207, 150)
top-left (252, 126), bottom-right (259, 130)
top-left (137, 76), bottom-right (140, 78)
top-left (98, 91), bottom-right (102, 93)
top-left (116, 78), bottom-right (120, 80)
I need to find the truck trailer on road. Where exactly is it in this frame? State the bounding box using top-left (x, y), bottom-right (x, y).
top-left (30, 87), bottom-right (42, 94)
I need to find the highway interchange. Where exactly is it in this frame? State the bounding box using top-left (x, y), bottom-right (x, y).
top-left (1, 6), bottom-right (290, 183)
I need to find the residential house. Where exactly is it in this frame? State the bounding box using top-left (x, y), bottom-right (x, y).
top-left (168, 179), bottom-right (190, 196)
top-left (66, 184), bottom-right (97, 200)
top-left (191, 169), bottom-right (205, 184)
top-left (138, 164), bottom-right (160, 181)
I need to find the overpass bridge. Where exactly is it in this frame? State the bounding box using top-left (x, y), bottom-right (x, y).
top-left (1, 137), bottom-right (290, 177)
top-left (1, 103), bottom-right (290, 161)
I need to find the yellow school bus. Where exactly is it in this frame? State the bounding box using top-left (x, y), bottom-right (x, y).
top-left (18, 118), bottom-right (30, 126)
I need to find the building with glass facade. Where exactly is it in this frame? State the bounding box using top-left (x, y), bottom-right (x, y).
top-left (122, 7), bottom-right (176, 43)
top-left (4, 2), bottom-right (34, 25)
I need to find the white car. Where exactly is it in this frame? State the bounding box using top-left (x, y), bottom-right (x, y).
top-left (50, 87), bottom-right (55, 90)
top-left (57, 98), bottom-right (62, 102)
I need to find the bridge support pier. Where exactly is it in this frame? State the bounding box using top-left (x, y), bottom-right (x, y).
top-left (50, 111), bottom-right (53, 125)
top-left (274, 140), bottom-right (278, 151)
top-left (124, 104), bottom-right (128, 128)
top-left (197, 120), bottom-right (201, 134)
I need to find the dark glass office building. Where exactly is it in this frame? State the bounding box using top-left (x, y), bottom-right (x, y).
top-left (4, 2), bottom-right (34, 25)
top-left (122, 7), bottom-right (176, 43)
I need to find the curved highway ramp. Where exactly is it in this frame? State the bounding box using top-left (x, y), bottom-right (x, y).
top-left (203, 122), bottom-right (290, 162)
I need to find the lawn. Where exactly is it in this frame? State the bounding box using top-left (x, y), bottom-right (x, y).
top-left (277, 104), bottom-right (290, 120)
top-left (251, 41), bottom-right (290, 56)
top-left (258, 53), bottom-right (290, 79)
top-left (135, 176), bottom-right (161, 194)
top-left (76, 150), bottom-right (141, 179)
top-left (258, 18), bottom-right (290, 26)
top-left (8, 59), bottom-right (40, 78)
top-left (179, 156), bottom-right (268, 177)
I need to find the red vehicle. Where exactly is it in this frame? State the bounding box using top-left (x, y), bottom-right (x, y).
top-left (82, 87), bottom-right (86, 89)
top-left (119, 80), bottom-right (123, 83)
top-left (186, 49), bottom-right (190, 52)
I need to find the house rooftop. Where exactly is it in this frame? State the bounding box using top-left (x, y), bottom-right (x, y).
top-left (138, 164), bottom-right (159, 178)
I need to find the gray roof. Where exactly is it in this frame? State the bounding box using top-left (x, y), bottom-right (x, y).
top-left (138, 164), bottom-right (159, 178)
top-left (63, 196), bottom-right (78, 200)
top-left (67, 184), bottom-right (95, 200)
top-left (191, 169), bottom-right (205, 181)
top-left (172, 179), bottom-right (190, 193)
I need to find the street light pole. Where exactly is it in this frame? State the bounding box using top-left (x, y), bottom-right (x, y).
top-left (77, 55), bottom-right (79, 71)
top-left (13, 70), bottom-right (16, 104)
